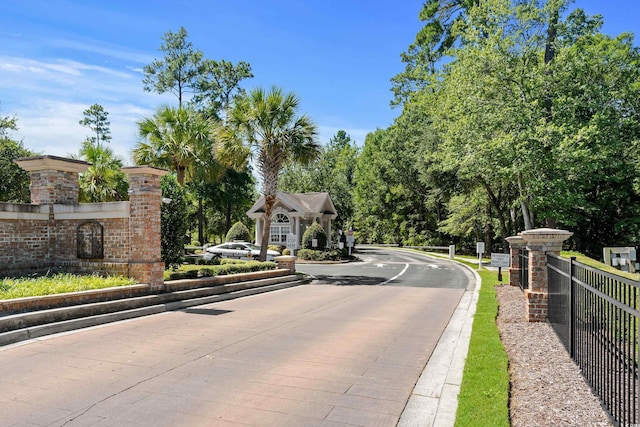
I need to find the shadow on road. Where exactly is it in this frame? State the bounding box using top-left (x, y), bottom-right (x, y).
top-left (310, 275), bottom-right (388, 286)
top-left (180, 308), bottom-right (233, 316)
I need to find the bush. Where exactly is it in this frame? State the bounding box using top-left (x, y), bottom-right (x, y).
top-left (302, 222), bottom-right (327, 249)
top-left (160, 175), bottom-right (188, 267)
top-left (282, 248), bottom-right (291, 256)
top-left (297, 249), bottom-right (343, 261)
top-left (195, 257), bottom-right (221, 266)
top-left (165, 261), bottom-right (276, 281)
top-left (268, 245), bottom-right (285, 254)
top-left (225, 221), bottom-right (252, 242)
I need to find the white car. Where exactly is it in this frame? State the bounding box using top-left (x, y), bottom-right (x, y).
top-left (203, 242), bottom-right (280, 261)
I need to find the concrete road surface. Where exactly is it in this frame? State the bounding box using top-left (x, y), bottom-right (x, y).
top-left (0, 248), bottom-right (473, 426)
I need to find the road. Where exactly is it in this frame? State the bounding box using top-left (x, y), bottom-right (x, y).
top-left (0, 247), bottom-right (473, 426)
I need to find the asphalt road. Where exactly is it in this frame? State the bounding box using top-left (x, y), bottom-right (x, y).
top-left (0, 247), bottom-right (472, 426)
top-left (299, 247), bottom-right (470, 289)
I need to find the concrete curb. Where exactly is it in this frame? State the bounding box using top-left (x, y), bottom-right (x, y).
top-left (394, 252), bottom-right (482, 427)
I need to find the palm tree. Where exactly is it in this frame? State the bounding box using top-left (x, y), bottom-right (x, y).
top-left (220, 86), bottom-right (320, 261)
top-left (133, 105), bottom-right (216, 186)
top-left (75, 141), bottom-right (128, 203)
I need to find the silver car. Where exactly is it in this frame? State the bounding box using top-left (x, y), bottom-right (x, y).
top-left (203, 242), bottom-right (280, 261)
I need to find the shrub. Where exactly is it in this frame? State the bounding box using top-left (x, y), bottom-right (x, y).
top-left (160, 174), bottom-right (188, 267)
top-left (195, 257), bottom-right (221, 266)
top-left (282, 248), bottom-right (291, 256)
top-left (165, 261), bottom-right (276, 281)
top-left (297, 249), bottom-right (343, 261)
top-left (302, 222), bottom-right (327, 249)
top-left (268, 245), bottom-right (285, 254)
top-left (225, 221), bottom-right (251, 242)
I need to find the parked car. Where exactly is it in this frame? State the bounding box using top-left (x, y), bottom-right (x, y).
top-left (203, 242), bottom-right (280, 261)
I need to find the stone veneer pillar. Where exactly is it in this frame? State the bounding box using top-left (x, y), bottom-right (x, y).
top-left (520, 228), bottom-right (573, 322)
top-left (505, 235), bottom-right (526, 288)
top-left (122, 166), bottom-right (168, 292)
top-left (14, 155), bottom-right (89, 205)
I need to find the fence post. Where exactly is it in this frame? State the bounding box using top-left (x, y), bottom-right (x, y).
top-left (449, 244), bottom-right (456, 260)
top-left (520, 228), bottom-right (573, 322)
top-left (506, 236), bottom-right (526, 287)
top-left (569, 256), bottom-right (576, 358)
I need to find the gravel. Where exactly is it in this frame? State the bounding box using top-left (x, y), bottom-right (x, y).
top-left (496, 284), bottom-right (614, 426)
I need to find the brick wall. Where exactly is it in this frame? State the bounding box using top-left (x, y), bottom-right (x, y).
top-left (0, 156), bottom-right (168, 289)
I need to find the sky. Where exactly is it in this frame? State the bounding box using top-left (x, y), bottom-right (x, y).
top-left (1, 0), bottom-right (638, 165)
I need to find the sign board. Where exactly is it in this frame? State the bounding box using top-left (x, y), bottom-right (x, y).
top-left (346, 235), bottom-right (355, 248)
top-left (286, 234), bottom-right (298, 250)
top-left (491, 253), bottom-right (510, 268)
top-left (476, 242), bottom-right (485, 254)
top-left (312, 238), bottom-right (318, 248)
top-left (338, 242), bottom-right (344, 249)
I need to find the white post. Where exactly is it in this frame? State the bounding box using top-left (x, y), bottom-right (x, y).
top-left (326, 218), bottom-right (332, 248)
top-left (449, 244), bottom-right (455, 260)
top-left (255, 217), bottom-right (263, 245)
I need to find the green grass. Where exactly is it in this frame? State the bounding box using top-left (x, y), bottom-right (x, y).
top-left (390, 247), bottom-right (510, 425)
top-left (562, 250), bottom-right (640, 281)
top-left (454, 262), bottom-right (510, 427)
top-left (0, 273), bottom-right (136, 300)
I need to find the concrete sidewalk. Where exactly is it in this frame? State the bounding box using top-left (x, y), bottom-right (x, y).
top-left (398, 262), bottom-right (481, 426)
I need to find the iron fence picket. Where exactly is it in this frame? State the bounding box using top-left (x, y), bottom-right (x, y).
top-left (546, 253), bottom-right (639, 426)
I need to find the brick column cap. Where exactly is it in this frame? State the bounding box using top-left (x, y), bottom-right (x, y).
top-left (520, 228), bottom-right (573, 244)
top-left (505, 235), bottom-right (526, 247)
top-left (121, 165), bottom-right (169, 177)
top-left (15, 155), bottom-right (89, 173)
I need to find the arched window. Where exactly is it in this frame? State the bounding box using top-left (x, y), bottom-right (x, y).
top-left (270, 213), bottom-right (290, 243)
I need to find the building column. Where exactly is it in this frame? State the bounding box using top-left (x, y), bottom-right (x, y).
top-left (325, 218), bottom-right (331, 248)
top-left (294, 216), bottom-right (300, 252)
top-left (122, 166), bottom-right (168, 292)
top-left (505, 235), bottom-right (526, 288)
top-left (255, 217), bottom-right (263, 245)
top-left (520, 228), bottom-right (573, 322)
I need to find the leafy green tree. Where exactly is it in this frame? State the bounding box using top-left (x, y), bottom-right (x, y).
top-left (0, 136), bottom-right (33, 203)
top-left (79, 104), bottom-right (111, 146)
top-left (134, 105), bottom-right (216, 186)
top-left (160, 174), bottom-right (188, 267)
top-left (143, 27), bottom-right (204, 107)
top-left (280, 130), bottom-right (359, 231)
top-left (225, 221), bottom-right (251, 242)
top-left (0, 103), bottom-right (18, 138)
top-left (76, 141), bottom-right (128, 202)
top-left (302, 222), bottom-right (327, 250)
top-left (221, 86), bottom-right (320, 260)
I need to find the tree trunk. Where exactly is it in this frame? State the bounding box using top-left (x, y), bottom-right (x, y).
top-left (259, 194), bottom-right (276, 262)
top-left (198, 197), bottom-right (204, 245)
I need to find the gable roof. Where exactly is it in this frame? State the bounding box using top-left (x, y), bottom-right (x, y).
top-left (247, 191), bottom-right (337, 218)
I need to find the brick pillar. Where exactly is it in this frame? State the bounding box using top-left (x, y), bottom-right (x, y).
top-left (122, 166), bottom-right (168, 292)
top-left (520, 228), bottom-right (573, 322)
top-left (505, 235), bottom-right (526, 287)
top-left (275, 255), bottom-right (297, 274)
top-left (14, 155), bottom-right (89, 205)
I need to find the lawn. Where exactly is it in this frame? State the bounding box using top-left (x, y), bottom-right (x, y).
top-left (0, 273), bottom-right (136, 300)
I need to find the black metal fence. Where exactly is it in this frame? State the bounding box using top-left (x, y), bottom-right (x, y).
top-left (519, 249), bottom-right (529, 290)
top-left (547, 253), bottom-right (639, 426)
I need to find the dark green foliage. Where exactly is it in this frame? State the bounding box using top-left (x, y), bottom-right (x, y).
top-left (166, 261), bottom-right (276, 280)
top-left (302, 222), bottom-right (327, 250)
top-left (296, 249), bottom-right (344, 261)
top-left (0, 138), bottom-right (33, 203)
top-left (225, 221), bottom-right (251, 242)
top-left (160, 175), bottom-right (188, 267)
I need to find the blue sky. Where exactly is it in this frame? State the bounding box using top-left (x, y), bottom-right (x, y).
top-left (1, 0), bottom-right (638, 164)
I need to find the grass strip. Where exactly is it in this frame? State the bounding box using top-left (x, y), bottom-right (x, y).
top-left (454, 262), bottom-right (510, 427)
top-left (0, 273), bottom-right (135, 300)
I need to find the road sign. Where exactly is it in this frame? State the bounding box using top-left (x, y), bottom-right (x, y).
top-left (286, 234), bottom-right (298, 249)
top-left (491, 253), bottom-right (510, 268)
top-left (346, 235), bottom-right (355, 248)
top-left (476, 242), bottom-right (485, 254)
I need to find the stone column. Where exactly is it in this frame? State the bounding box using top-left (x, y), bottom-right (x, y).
top-left (505, 235), bottom-right (526, 288)
top-left (122, 166), bottom-right (168, 292)
top-left (326, 217), bottom-right (331, 248)
top-left (14, 155), bottom-right (89, 205)
top-left (520, 228), bottom-right (573, 322)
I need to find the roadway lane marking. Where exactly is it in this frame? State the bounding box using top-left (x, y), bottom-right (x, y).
top-left (379, 263), bottom-right (410, 286)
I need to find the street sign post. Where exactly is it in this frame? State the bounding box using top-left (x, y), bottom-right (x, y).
top-left (491, 253), bottom-right (510, 281)
top-left (476, 242), bottom-right (485, 270)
